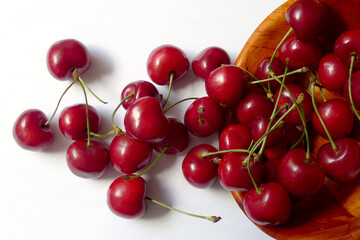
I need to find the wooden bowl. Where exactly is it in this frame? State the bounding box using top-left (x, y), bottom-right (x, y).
top-left (233, 0), bottom-right (360, 239)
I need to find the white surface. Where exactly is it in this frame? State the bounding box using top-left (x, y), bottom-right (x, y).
top-left (0, 0), bottom-right (285, 239)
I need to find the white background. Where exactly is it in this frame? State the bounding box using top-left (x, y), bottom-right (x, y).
top-left (0, 0), bottom-right (285, 239)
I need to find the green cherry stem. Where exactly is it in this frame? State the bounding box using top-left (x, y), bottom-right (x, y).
top-left (348, 54), bottom-right (360, 121)
top-left (163, 97), bottom-right (199, 114)
top-left (77, 76), bottom-right (108, 104)
top-left (245, 67), bottom-right (308, 85)
top-left (77, 79), bottom-right (91, 148)
top-left (145, 197), bottom-right (221, 223)
top-left (162, 72), bottom-right (175, 108)
top-left (269, 27), bottom-right (293, 67)
top-left (200, 149), bottom-right (250, 158)
top-left (312, 71), bottom-right (327, 103)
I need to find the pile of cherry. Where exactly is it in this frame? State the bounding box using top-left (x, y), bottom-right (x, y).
top-left (12, 0), bottom-right (360, 227)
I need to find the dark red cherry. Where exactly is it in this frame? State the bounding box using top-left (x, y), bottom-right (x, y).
top-left (205, 65), bottom-right (245, 105)
top-left (182, 144), bottom-right (219, 189)
top-left (317, 138), bottom-right (360, 183)
top-left (58, 104), bottom-right (101, 140)
top-left (192, 46), bottom-right (230, 80)
top-left (66, 140), bottom-right (109, 179)
top-left (219, 124), bottom-right (252, 151)
top-left (344, 70), bottom-right (360, 110)
top-left (46, 39), bottom-right (90, 80)
top-left (121, 80), bottom-right (160, 110)
top-left (107, 176), bottom-right (146, 218)
top-left (278, 148), bottom-right (325, 197)
top-left (285, 0), bottom-right (328, 42)
top-left (279, 34), bottom-right (322, 70)
top-left (124, 96), bottom-right (170, 144)
top-left (250, 116), bottom-right (285, 148)
top-left (317, 53), bottom-right (349, 92)
top-left (146, 45), bottom-right (189, 86)
top-left (13, 109), bottom-right (54, 151)
top-left (281, 123), bottom-right (305, 150)
top-left (110, 133), bottom-right (153, 174)
top-left (243, 182), bottom-right (291, 226)
top-left (334, 29), bottom-right (360, 68)
top-left (312, 98), bottom-right (353, 140)
top-left (218, 152), bottom-right (264, 191)
top-left (184, 96), bottom-right (224, 137)
top-left (154, 118), bottom-right (189, 154)
top-left (351, 117), bottom-right (360, 141)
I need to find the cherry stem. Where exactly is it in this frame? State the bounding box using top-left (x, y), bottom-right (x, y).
top-left (310, 82), bottom-right (338, 152)
top-left (122, 146), bottom-right (169, 180)
top-left (348, 54), bottom-right (360, 121)
top-left (289, 130), bottom-right (305, 150)
top-left (312, 71), bottom-right (327, 103)
top-left (145, 197), bottom-right (221, 223)
top-left (90, 130), bottom-right (115, 138)
top-left (163, 97), bottom-right (199, 114)
top-left (162, 72), bottom-right (175, 108)
top-left (236, 66), bottom-right (269, 93)
top-left (77, 76), bottom-right (108, 104)
top-left (200, 149), bottom-right (250, 158)
top-left (111, 93), bottom-right (134, 129)
top-left (245, 67), bottom-right (308, 85)
top-left (43, 79), bottom-right (77, 126)
top-left (77, 79), bottom-right (91, 148)
top-left (269, 27), bottom-right (293, 67)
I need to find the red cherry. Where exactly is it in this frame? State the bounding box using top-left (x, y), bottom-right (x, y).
top-left (281, 123), bottom-right (305, 150)
top-left (110, 133), bottom-right (153, 174)
top-left (107, 176), bottom-right (146, 218)
top-left (263, 146), bottom-right (287, 183)
top-left (182, 144), bottom-right (219, 189)
top-left (243, 182), bottom-right (291, 226)
top-left (13, 109), bottom-right (54, 151)
top-left (205, 65), bottom-right (245, 105)
top-left (219, 124), bottom-right (251, 151)
top-left (146, 45), bottom-right (189, 86)
top-left (192, 46), bottom-right (230, 80)
top-left (344, 70), bottom-right (360, 110)
top-left (317, 138), bottom-right (360, 183)
top-left (312, 98), bottom-right (353, 140)
top-left (58, 104), bottom-right (101, 140)
top-left (46, 39), bottom-right (90, 81)
top-left (121, 80), bottom-right (161, 110)
top-left (66, 140), bottom-right (109, 179)
top-left (124, 96), bottom-right (170, 144)
top-left (277, 148), bottom-right (325, 198)
top-left (334, 29), bottom-right (360, 68)
top-left (250, 116), bottom-right (285, 148)
top-left (351, 117), bottom-right (360, 141)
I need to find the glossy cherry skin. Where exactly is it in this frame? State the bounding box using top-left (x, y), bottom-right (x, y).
top-left (317, 138), bottom-right (360, 183)
top-left (250, 116), bottom-right (285, 148)
top-left (121, 80), bottom-right (160, 110)
top-left (278, 148), bottom-right (325, 198)
top-left (154, 118), bottom-right (189, 154)
top-left (147, 45), bottom-right (189, 86)
top-left (344, 70), bottom-right (360, 110)
top-left (317, 53), bottom-right (349, 92)
top-left (66, 140), bottom-right (109, 179)
top-left (312, 98), bottom-right (353, 140)
top-left (218, 152), bottom-right (264, 192)
top-left (219, 124), bottom-right (251, 151)
top-left (279, 34), bottom-right (322, 70)
top-left (263, 146), bottom-right (287, 182)
top-left (58, 104), bottom-right (101, 140)
top-left (243, 182), bottom-right (291, 226)
top-left (46, 39), bottom-right (90, 80)
top-left (182, 144), bottom-right (219, 189)
top-left (334, 29), bottom-right (360, 68)
top-left (285, 0), bottom-right (328, 42)
top-left (273, 84), bottom-right (313, 126)
top-left (192, 47), bottom-right (230, 80)
top-left (13, 109), bottom-right (54, 151)
top-left (110, 133), bottom-right (153, 174)
top-left (124, 96), bottom-right (170, 144)
top-left (236, 91), bottom-right (273, 127)
top-left (184, 97), bottom-right (224, 137)
top-left (107, 176), bottom-right (146, 219)
top-left (205, 65), bottom-right (245, 105)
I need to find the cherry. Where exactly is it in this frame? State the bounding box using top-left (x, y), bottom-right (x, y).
top-left (217, 152), bottom-right (264, 191)
top-left (192, 47), bottom-right (230, 80)
top-left (124, 96), bottom-right (170, 144)
top-left (146, 45), bottom-right (189, 86)
top-left (205, 65), bottom-right (245, 105)
top-left (58, 104), bottom-right (101, 140)
top-left (334, 29), bottom-right (360, 68)
top-left (285, 0), bottom-right (328, 42)
top-left (13, 109), bottom-right (54, 151)
top-left (317, 138), bottom-right (360, 183)
top-left (277, 148), bottom-right (325, 198)
top-left (107, 176), bottom-right (146, 218)
top-left (46, 39), bottom-right (91, 81)
top-left (344, 70), bottom-right (360, 110)
top-left (184, 96), bottom-right (224, 137)
top-left (121, 80), bottom-right (161, 110)
top-left (220, 105), bottom-right (240, 131)
top-left (317, 53), bottom-right (349, 92)
top-left (110, 133), bottom-right (153, 174)
top-left (243, 182), bottom-right (291, 226)
top-left (311, 98), bottom-right (353, 140)
top-left (351, 117), bottom-right (360, 141)
top-left (182, 144), bottom-right (219, 189)
top-left (154, 118), bottom-right (189, 154)
top-left (279, 34), bottom-right (322, 70)
top-left (250, 116), bottom-right (285, 148)
top-left (66, 140), bottom-right (109, 179)
top-left (219, 124), bottom-right (252, 151)
top-left (281, 123), bottom-right (304, 150)
top-left (236, 91), bottom-right (273, 127)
